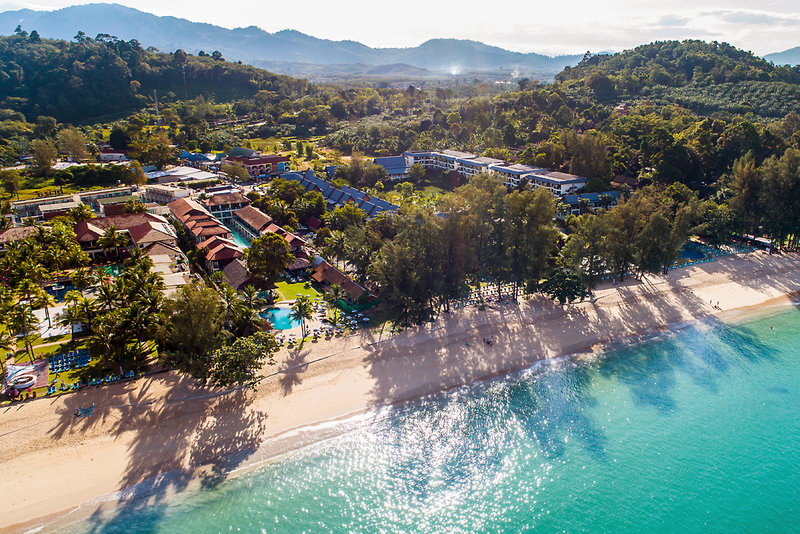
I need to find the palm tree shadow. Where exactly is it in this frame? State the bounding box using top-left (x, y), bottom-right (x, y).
top-left (46, 376), bottom-right (268, 533)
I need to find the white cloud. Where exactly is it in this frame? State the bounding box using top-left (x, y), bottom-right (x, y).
top-left (1, 0), bottom-right (800, 55)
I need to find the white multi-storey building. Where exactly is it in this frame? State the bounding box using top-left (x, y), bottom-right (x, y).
top-left (403, 150), bottom-right (587, 195)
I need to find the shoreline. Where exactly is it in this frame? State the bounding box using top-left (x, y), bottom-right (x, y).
top-left (2, 251), bottom-right (800, 532)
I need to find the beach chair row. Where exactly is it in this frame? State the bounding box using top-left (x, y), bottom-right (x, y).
top-left (47, 371), bottom-right (137, 394)
top-left (49, 348), bottom-right (91, 373)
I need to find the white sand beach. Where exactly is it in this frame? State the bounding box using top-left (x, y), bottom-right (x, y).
top-left (1, 250), bottom-right (799, 532)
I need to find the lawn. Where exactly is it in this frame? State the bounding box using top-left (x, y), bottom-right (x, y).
top-left (14, 338), bottom-right (88, 364)
top-left (274, 280), bottom-right (320, 302)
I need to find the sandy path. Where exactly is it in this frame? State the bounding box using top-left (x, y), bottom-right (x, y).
top-left (1, 250), bottom-right (799, 532)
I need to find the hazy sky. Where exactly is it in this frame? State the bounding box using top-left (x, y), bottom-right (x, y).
top-left (1, 0), bottom-right (799, 55)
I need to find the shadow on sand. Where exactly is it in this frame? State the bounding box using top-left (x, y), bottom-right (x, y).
top-left (46, 373), bottom-right (266, 533)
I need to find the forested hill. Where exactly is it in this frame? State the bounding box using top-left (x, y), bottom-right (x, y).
top-left (0, 32), bottom-right (311, 123)
top-left (556, 41), bottom-right (800, 118)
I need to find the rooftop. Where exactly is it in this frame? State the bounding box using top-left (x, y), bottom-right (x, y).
top-left (234, 205), bottom-right (273, 232)
top-left (203, 192), bottom-right (250, 207)
top-left (527, 171), bottom-right (588, 185)
top-left (441, 149), bottom-right (477, 160)
top-left (0, 226), bottom-right (39, 245)
top-left (38, 201), bottom-right (81, 212)
top-left (96, 195), bottom-right (137, 206)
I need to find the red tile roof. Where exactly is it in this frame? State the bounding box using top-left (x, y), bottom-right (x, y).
top-left (234, 205), bottom-right (272, 232)
top-left (127, 222), bottom-right (175, 246)
top-left (168, 198), bottom-right (210, 221)
top-left (197, 237), bottom-right (243, 262)
top-left (311, 260), bottom-right (367, 301)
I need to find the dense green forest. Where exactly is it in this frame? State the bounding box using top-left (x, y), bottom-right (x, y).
top-left (0, 29), bottom-right (310, 122)
top-left (557, 40), bottom-right (800, 118)
top-left (2, 34), bottom-right (800, 332)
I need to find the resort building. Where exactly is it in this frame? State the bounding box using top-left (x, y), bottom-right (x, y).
top-left (373, 156), bottom-right (409, 181)
top-left (284, 170), bottom-right (399, 218)
top-left (146, 166), bottom-right (219, 184)
top-left (196, 236), bottom-right (244, 272)
top-left (38, 200), bottom-right (82, 221)
top-left (0, 226), bottom-right (40, 252)
top-left (168, 197), bottom-right (232, 244)
top-left (73, 213), bottom-right (178, 258)
top-left (230, 205), bottom-right (273, 243)
top-left (222, 259), bottom-right (258, 291)
top-left (311, 258), bottom-right (369, 302)
top-left (96, 195), bottom-right (139, 217)
top-left (560, 192), bottom-right (621, 217)
top-left (224, 154), bottom-right (291, 178)
top-left (99, 148), bottom-right (127, 162)
top-left (12, 194), bottom-right (76, 222)
top-left (142, 184), bottom-right (191, 205)
top-left (202, 192), bottom-right (251, 222)
top-left (521, 171), bottom-right (590, 196)
top-left (78, 186), bottom-right (136, 211)
top-left (402, 150), bottom-right (588, 195)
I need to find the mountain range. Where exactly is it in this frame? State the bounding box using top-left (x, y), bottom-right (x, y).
top-left (764, 48), bottom-right (800, 67)
top-left (0, 3), bottom-right (585, 81)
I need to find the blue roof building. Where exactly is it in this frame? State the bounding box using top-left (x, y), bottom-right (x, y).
top-left (282, 171), bottom-right (399, 218)
top-left (373, 156), bottom-right (408, 181)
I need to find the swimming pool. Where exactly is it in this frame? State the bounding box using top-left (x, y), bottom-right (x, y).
top-left (260, 306), bottom-right (300, 330)
top-left (104, 263), bottom-right (123, 277)
top-left (45, 281), bottom-right (76, 302)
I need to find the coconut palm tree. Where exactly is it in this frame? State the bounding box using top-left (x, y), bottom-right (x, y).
top-left (70, 267), bottom-right (92, 297)
top-left (0, 329), bottom-right (15, 360)
top-left (98, 226), bottom-right (128, 259)
top-left (123, 200), bottom-right (147, 214)
top-left (67, 204), bottom-right (95, 223)
top-left (57, 302), bottom-right (82, 340)
top-left (289, 295), bottom-right (314, 341)
top-left (8, 304), bottom-right (38, 362)
top-left (95, 281), bottom-right (118, 313)
top-left (33, 290), bottom-right (56, 329)
top-left (240, 284), bottom-right (266, 311)
top-left (324, 230), bottom-right (347, 268)
top-left (323, 283), bottom-right (346, 322)
top-left (0, 200), bottom-right (15, 229)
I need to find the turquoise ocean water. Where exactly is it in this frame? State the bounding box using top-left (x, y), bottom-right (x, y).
top-left (55, 306), bottom-right (800, 533)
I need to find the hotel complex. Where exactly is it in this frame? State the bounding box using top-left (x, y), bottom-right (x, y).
top-left (401, 150), bottom-right (588, 196)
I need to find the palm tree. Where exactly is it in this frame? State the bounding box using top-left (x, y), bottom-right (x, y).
top-left (95, 281), bottom-right (118, 312)
top-left (240, 284), bottom-right (266, 311)
top-left (71, 267), bottom-right (92, 297)
top-left (289, 295), bottom-right (314, 341)
top-left (323, 283), bottom-right (346, 322)
top-left (124, 247), bottom-right (154, 270)
top-left (33, 290), bottom-right (56, 329)
top-left (123, 200), bottom-right (147, 214)
top-left (324, 230), bottom-right (347, 268)
top-left (217, 283), bottom-right (244, 329)
top-left (68, 204), bottom-right (95, 223)
top-left (58, 303), bottom-right (82, 340)
top-left (8, 304), bottom-right (38, 362)
top-left (0, 200), bottom-right (15, 229)
top-left (0, 329), bottom-right (15, 360)
top-left (16, 277), bottom-right (41, 305)
top-left (98, 226), bottom-right (128, 259)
